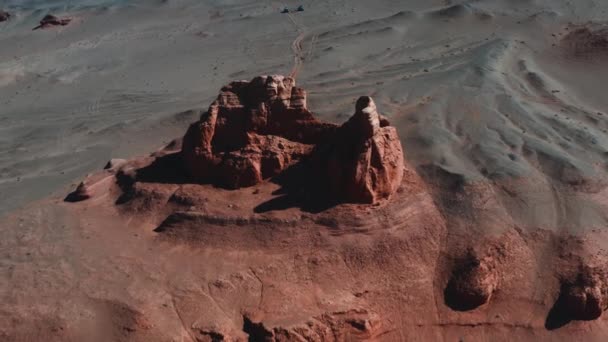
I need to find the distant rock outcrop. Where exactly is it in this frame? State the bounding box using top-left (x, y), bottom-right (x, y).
top-left (561, 25), bottom-right (608, 57)
top-left (0, 10), bottom-right (10, 22)
top-left (33, 14), bottom-right (71, 30)
top-left (182, 75), bottom-right (405, 203)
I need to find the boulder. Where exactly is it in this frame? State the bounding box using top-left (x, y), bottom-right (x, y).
top-left (444, 250), bottom-right (499, 311)
top-left (562, 266), bottom-right (608, 320)
top-left (0, 10), bottom-right (10, 22)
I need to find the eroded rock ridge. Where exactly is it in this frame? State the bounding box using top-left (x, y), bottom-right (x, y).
top-left (181, 75), bottom-right (405, 204)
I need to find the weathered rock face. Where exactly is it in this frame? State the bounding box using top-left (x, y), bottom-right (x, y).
top-left (561, 26), bottom-right (608, 56)
top-left (319, 96), bottom-right (404, 204)
top-left (444, 250), bottom-right (499, 311)
top-left (242, 309), bottom-right (384, 342)
top-left (217, 133), bottom-right (314, 189)
top-left (182, 76), bottom-right (405, 203)
top-left (182, 75), bottom-right (337, 189)
top-left (562, 267), bottom-right (608, 320)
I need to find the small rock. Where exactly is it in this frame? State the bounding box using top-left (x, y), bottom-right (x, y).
top-left (182, 75), bottom-right (336, 189)
top-left (64, 182), bottom-right (92, 202)
top-left (0, 10), bottom-right (11, 22)
top-left (33, 14), bottom-right (72, 30)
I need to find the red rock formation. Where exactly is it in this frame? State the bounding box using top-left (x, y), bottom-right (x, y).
top-left (217, 133), bottom-right (314, 189)
top-left (67, 75), bottom-right (406, 205)
top-left (182, 76), bottom-right (405, 204)
top-left (33, 14), bottom-right (71, 30)
top-left (181, 75), bottom-right (339, 189)
top-left (64, 181), bottom-right (92, 202)
top-left (318, 96), bottom-right (404, 204)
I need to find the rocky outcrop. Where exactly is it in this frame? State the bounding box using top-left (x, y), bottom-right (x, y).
top-left (68, 75), bottom-right (406, 205)
top-left (444, 250), bottom-right (499, 311)
top-left (33, 14), bottom-right (71, 30)
top-left (182, 75), bottom-right (337, 189)
top-left (315, 96), bottom-right (404, 204)
top-left (546, 264), bottom-right (608, 329)
top-left (64, 182), bottom-right (92, 202)
top-left (242, 309), bottom-right (384, 341)
top-left (182, 75), bottom-right (405, 203)
top-left (561, 266), bottom-right (608, 320)
top-left (561, 25), bottom-right (608, 56)
top-left (216, 133), bottom-right (314, 189)
top-left (0, 10), bottom-right (10, 22)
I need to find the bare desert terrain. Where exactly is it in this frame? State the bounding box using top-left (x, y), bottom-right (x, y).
top-left (2, 0), bottom-right (608, 341)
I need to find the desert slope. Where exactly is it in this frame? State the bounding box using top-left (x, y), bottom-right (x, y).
top-left (2, 75), bottom-right (608, 341)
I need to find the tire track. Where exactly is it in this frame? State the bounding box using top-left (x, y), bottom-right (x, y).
top-left (285, 11), bottom-right (316, 79)
top-left (307, 33), bottom-right (318, 61)
top-left (269, 0), bottom-right (315, 79)
top-left (290, 30), bottom-right (306, 78)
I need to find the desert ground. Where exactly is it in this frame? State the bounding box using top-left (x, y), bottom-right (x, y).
top-left (2, 0), bottom-right (608, 341)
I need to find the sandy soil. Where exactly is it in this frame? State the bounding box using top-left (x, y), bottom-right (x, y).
top-left (3, 0), bottom-right (608, 341)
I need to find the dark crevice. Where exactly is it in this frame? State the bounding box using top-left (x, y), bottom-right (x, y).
top-left (242, 315), bottom-right (273, 342)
